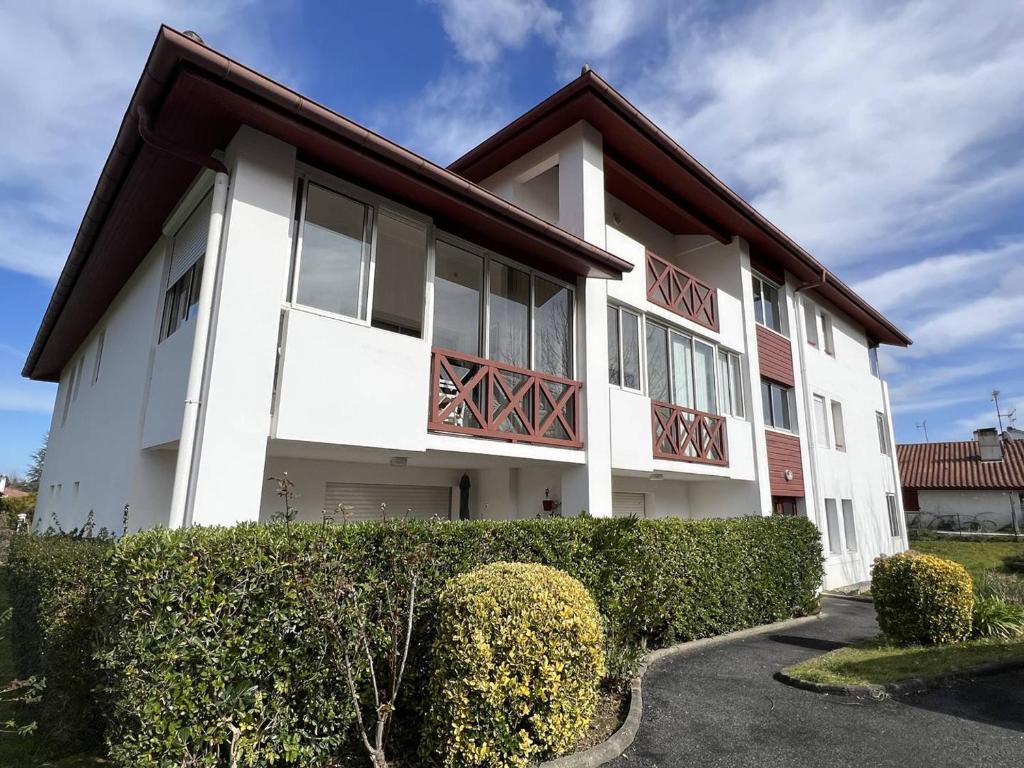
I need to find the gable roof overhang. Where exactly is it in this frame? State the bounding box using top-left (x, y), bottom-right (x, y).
top-left (450, 71), bottom-right (911, 348)
top-left (23, 28), bottom-right (632, 383)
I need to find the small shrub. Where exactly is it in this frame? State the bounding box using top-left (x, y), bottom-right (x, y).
top-left (425, 562), bottom-right (605, 768)
top-left (872, 552), bottom-right (974, 645)
top-left (972, 596), bottom-right (1024, 639)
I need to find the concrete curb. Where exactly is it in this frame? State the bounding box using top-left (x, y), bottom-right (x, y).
top-left (539, 611), bottom-right (823, 768)
top-left (775, 659), bottom-right (1024, 701)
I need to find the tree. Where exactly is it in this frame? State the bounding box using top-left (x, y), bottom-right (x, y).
top-left (24, 433), bottom-right (47, 493)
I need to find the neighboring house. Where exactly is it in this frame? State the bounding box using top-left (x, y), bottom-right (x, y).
top-left (0, 477), bottom-right (29, 500)
top-left (23, 27), bottom-right (911, 589)
top-left (898, 428), bottom-right (1024, 533)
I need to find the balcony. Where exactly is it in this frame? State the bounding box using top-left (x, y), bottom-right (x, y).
top-left (651, 400), bottom-right (728, 465)
top-left (429, 348), bottom-right (583, 449)
top-left (646, 251), bottom-right (718, 331)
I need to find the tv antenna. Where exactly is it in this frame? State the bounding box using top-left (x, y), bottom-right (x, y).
top-left (915, 420), bottom-right (929, 443)
top-left (992, 390), bottom-right (1017, 432)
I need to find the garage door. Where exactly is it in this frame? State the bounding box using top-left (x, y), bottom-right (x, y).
top-left (612, 492), bottom-right (646, 518)
top-left (324, 483), bottom-right (452, 522)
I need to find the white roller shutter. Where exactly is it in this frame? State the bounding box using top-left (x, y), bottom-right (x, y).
top-left (324, 482), bottom-right (452, 522)
top-left (612, 492), bottom-right (646, 519)
top-left (168, 194), bottom-right (212, 285)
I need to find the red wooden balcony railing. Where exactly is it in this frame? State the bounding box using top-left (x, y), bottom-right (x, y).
top-left (646, 251), bottom-right (719, 331)
top-left (429, 348), bottom-right (583, 449)
top-left (651, 400), bottom-right (728, 465)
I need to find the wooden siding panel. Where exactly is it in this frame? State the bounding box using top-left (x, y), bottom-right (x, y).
top-left (766, 430), bottom-right (805, 497)
top-left (756, 325), bottom-right (795, 386)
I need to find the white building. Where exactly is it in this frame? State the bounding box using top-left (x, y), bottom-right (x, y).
top-left (24, 28), bottom-right (910, 588)
top-left (899, 429), bottom-right (1024, 534)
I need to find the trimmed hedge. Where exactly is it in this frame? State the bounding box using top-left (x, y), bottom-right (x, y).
top-left (9, 515), bottom-right (822, 767)
top-left (7, 533), bottom-right (112, 749)
top-left (872, 552), bottom-right (974, 645)
top-left (426, 563), bottom-right (605, 768)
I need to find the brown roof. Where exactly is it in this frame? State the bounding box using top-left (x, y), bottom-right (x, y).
top-left (1, 487), bottom-right (30, 499)
top-left (450, 70), bottom-right (911, 348)
top-left (23, 27), bottom-right (632, 383)
top-left (898, 440), bottom-right (1024, 490)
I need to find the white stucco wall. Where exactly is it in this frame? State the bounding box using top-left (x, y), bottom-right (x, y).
top-left (916, 489), bottom-right (1023, 531)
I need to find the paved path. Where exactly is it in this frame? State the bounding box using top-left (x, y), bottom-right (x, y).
top-left (610, 598), bottom-right (1024, 768)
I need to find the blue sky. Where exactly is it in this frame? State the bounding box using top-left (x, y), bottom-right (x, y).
top-left (1, 0), bottom-right (1022, 475)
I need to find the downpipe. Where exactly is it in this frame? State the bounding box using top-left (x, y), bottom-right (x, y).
top-left (168, 171), bottom-right (230, 528)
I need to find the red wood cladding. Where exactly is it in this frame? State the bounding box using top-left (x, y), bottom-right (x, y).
top-left (766, 430), bottom-right (805, 498)
top-left (755, 325), bottom-right (795, 386)
top-left (651, 401), bottom-right (728, 465)
top-left (645, 251), bottom-right (719, 331)
top-left (428, 348), bottom-right (583, 449)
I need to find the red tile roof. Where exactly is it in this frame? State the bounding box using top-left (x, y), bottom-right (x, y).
top-left (897, 440), bottom-right (1024, 490)
top-left (0, 486), bottom-right (30, 499)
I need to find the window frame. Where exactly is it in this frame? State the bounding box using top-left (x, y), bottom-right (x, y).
top-left (876, 411), bottom-right (890, 455)
top-left (830, 399), bottom-right (847, 451)
top-left (803, 302), bottom-right (818, 347)
top-left (868, 345), bottom-right (881, 378)
top-left (886, 493), bottom-right (902, 538)
top-left (841, 498), bottom-right (858, 552)
top-left (91, 329), bottom-right (105, 385)
top-left (761, 379), bottom-right (794, 431)
top-left (608, 304), bottom-right (643, 392)
top-left (824, 498), bottom-right (842, 555)
top-left (752, 271), bottom-right (785, 334)
top-left (820, 311), bottom-right (835, 356)
top-left (435, 230), bottom-right (576, 378)
top-left (643, 317), bottom-right (731, 417)
top-left (812, 394), bottom-right (830, 448)
top-left (718, 349), bottom-right (745, 418)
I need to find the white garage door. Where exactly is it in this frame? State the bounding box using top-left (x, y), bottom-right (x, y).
top-left (324, 483), bottom-right (452, 522)
top-left (612, 492), bottom-right (646, 518)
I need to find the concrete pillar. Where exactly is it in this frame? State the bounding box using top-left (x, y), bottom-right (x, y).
top-left (189, 127), bottom-right (296, 525)
top-left (558, 122), bottom-right (614, 518)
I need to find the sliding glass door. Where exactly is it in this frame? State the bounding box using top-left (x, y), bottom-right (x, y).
top-left (646, 320), bottom-right (718, 414)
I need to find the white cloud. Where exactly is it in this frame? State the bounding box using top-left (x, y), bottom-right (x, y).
top-left (0, 1), bottom-right (287, 280)
top-left (427, 0), bottom-right (562, 65)
top-left (621, 0), bottom-right (1024, 268)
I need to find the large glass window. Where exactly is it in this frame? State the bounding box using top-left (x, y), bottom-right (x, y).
top-left (692, 340), bottom-right (717, 414)
top-left (761, 379), bottom-right (792, 430)
top-left (534, 278), bottom-right (572, 378)
top-left (752, 273), bottom-right (783, 333)
top-left (433, 241), bottom-right (483, 355)
top-left (160, 259), bottom-right (204, 341)
top-left (295, 183), bottom-right (372, 319)
top-left (646, 322), bottom-right (670, 403)
top-left (718, 351), bottom-right (745, 417)
top-left (671, 330), bottom-right (694, 407)
top-left (608, 306), bottom-right (641, 390)
top-left (371, 213), bottom-right (427, 336)
top-left (488, 261), bottom-right (530, 368)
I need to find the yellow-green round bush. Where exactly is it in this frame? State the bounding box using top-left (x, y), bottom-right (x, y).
top-left (425, 562), bottom-right (605, 768)
top-left (871, 552), bottom-right (974, 645)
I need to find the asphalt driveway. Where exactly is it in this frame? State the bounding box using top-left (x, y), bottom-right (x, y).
top-left (609, 597), bottom-right (1024, 768)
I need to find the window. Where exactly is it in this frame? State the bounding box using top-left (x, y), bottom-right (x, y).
top-left (868, 346), bottom-right (881, 378)
top-left (813, 395), bottom-right (829, 447)
top-left (72, 356), bottom-right (84, 403)
top-left (295, 182), bottom-right (373, 319)
top-left (160, 259), bottom-right (204, 341)
top-left (830, 400), bottom-right (846, 450)
top-left (370, 212), bottom-right (427, 336)
top-left (876, 411), bottom-right (890, 455)
top-left (820, 312), bottom-right (835, 355)
top-left (433, 241), bottom-right (483, 355)
top-left (432, 238), bottom-right (574, 375)
top-left (761, 379), bottom-right (792, 430)
top-left (718, 350), bottom-right (745, 417)
top-left (645, 319), bottom-right (719, 414)
top-left (824, 498), bottom-right (842, 555)
top-left (60, 365), bottom-right (76, 426)
top-left (803, 302), bottom-right (818, 347)
top-left (608, 306), bottom-right (641, 390)
top-left (752, 273), bottom-right (783, 333)
top-left (886, 494), bottom-right (901, 537)
top-left (842, 499), bottom-right (858, 552)
top-left (91, 329), bottom-right (105, 385)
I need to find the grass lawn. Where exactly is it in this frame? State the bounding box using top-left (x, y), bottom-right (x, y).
top-left (0, 570), bottom-right (105, 767)
top-left (910, 537), bottom-right (1024, 580)
top-left (784, 636), bottom-right (1024, 687)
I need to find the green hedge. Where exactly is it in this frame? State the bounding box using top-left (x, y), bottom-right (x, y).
top-left (7, 533), bottom-right (112, 750)
top-left (9, 515), bottom-right (822, 767)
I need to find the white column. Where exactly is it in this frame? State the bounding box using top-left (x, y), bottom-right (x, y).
top-left (558, 122), bottom-right (613, 518)
top-left (188, 127), bottom-right (297, 526)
